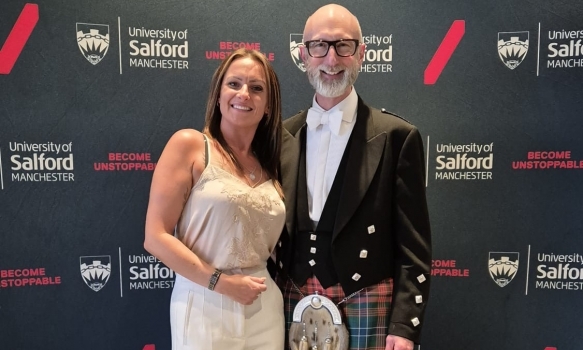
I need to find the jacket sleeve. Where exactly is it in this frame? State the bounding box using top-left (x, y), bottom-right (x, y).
top-left (387, 127), bottom-right (432, 343)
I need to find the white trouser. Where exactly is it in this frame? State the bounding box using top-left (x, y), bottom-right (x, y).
top-left (170, 267), bottom-right (284, 350)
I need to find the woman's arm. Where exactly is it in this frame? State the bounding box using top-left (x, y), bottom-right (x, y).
top-left (144, 129), bottom-right (266, 304)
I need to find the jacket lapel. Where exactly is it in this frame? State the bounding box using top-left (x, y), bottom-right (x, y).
top-left (281, 113), bottom-right (306, 238)
top-left (332, 99), bottom-right (386, 241)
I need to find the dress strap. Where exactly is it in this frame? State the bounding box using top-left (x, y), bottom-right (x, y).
top-left (202, 134), bottom-right (211, 167)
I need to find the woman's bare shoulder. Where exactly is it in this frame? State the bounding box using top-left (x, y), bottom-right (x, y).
top-left (165, 129), bottom-right (205, 154)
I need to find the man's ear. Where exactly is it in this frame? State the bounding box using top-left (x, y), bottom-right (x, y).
top-left (300, 45), bottom-right (309, 63)
top-left (357, 44), bottom-right (366, 65)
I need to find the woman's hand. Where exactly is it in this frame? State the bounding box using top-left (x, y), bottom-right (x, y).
top-left (215, 274), bottom-right (268, 305)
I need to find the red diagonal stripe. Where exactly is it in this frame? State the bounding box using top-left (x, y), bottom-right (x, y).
top-left (424, 20), bottom-right (465, 85)
top-left (0, 3), bottom-right (39, 75)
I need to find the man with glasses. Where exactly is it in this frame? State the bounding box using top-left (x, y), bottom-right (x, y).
top-left (274, 4), bottom-right (431, 350)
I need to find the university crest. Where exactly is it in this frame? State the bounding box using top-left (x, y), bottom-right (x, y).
top-left (76, 23), bottom-right (110, 65)
top-left (497, 31), bottom-right (529, 70)
top-left (488, 252), bottom-right (519, 287)
top-left (80, 255), bottom-right (111, 292)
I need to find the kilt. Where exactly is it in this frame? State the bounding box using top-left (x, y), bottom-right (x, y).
top-left (277, 275), bottom-right (393, 350)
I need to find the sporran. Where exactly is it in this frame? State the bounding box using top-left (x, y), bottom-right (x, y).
top-left (289, 293), bottom-right (349, 350)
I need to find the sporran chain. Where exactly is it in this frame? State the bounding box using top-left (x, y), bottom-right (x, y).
top-left (290, 278), bottom-right (364, 306)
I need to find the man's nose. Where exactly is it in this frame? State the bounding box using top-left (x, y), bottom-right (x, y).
top-left (324, 45), bottom-right (340, 64)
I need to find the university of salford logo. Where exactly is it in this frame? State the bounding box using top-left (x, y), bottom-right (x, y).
top-left (289, 33), bottom-right (305, 72)
top-left (76, 23), bottom-right (110, 65)
top-left (488, 252), bottom-right (519, 287)
top-left (497, 31), bottom-right (529, 70)
top-left (80, 255), bottom-right (111, 292)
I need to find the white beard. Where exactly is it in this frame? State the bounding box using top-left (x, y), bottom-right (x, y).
top-left (306, 61), bottom-right (360, 98)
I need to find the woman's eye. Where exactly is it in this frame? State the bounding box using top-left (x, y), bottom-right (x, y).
top-left (227, 81), bottom-right (240, 88)
top-left (251, 86), bottom-right (264, 92)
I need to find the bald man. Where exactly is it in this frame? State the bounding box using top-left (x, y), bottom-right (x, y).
top-left (274, 4), bottom-right (431, 350)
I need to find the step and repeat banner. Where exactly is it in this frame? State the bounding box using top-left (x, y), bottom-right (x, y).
top-left (1, 0), bottom-right (582, 349)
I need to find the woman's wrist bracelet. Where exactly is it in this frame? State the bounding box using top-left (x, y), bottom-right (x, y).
top-left (208, 268), bottom-right (222, 291)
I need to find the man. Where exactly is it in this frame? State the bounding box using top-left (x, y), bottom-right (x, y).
top-left (274, 4), bottom-right (432, 350)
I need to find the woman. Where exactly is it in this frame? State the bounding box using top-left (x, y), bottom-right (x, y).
top-left (144, 48), bottom-right (284, 349)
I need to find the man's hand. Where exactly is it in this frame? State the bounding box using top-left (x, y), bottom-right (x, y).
top-left (385, 335), bottom-right (414, 350)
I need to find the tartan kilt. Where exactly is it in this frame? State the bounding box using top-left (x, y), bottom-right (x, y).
top-left (276, 274), bottom-right (393, 350)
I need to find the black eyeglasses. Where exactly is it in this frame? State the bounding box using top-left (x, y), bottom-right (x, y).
top-left (303, 39), bottom-right (360, 58)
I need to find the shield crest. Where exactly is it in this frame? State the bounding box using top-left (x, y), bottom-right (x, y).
top-left (488, 252), bottom-right (519, 287)
top-left (290, 33), bottom-right (306, 72)
top-left (76, 23), bottom-right (110, 65)
top-left (80, 255), bottom-right (111, 292)
top-left (497, 31), bottom-right (529, 70)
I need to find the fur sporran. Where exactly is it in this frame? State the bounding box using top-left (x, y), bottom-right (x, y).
top-left (289, 294), bottom-right (349, 350)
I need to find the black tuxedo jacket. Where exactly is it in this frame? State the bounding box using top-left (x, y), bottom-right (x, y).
top-left (275, 96), bottom-right (432, 342)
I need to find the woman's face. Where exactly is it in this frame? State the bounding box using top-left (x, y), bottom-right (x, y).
top-left (218, 57), bottom-right (268, 132)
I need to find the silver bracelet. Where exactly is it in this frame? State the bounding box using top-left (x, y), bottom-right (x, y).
top-left (208, 268), bottom-right (222, 291)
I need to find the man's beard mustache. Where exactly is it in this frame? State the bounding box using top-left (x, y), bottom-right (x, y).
top-left (306, 62), bottom-right (360, 98)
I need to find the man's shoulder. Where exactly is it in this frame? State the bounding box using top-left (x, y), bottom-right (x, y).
top-left (283, 110), bottom-right (307, 134)
top-left (375, 107), bottom-right (412, 124)
top-left (363, 103), bottom-right (417, 133)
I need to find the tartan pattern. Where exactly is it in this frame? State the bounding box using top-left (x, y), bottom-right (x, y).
top-left (278, 275), bottom-right (393, 350)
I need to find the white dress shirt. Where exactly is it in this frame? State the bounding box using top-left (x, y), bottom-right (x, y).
top-left (306, 88), bottom-right (358, 227)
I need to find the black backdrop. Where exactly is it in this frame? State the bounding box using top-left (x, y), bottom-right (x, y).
top-left (1, 0), bottom-right (582, 349)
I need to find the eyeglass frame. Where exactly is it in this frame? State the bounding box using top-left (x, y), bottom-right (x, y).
top-left (303, 39), bottom-right (361, 58)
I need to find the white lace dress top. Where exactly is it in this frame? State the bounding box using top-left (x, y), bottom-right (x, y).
top-left (176, 161), bottom-right (285, 272)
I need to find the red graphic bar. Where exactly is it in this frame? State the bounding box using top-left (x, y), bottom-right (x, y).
top-left (142, 345), bottom-right (155, 350)
top-left (544, 347), bottom-right (557, 350)
top-left (424, 20), bottom-right (465, 85)
top-left (0, 3), bottom-right (39, 75)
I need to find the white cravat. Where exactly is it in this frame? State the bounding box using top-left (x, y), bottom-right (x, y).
top-left (306, 108), bottom-right (344, 135)
top-left (306, 89), bottom-right (358, 226)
